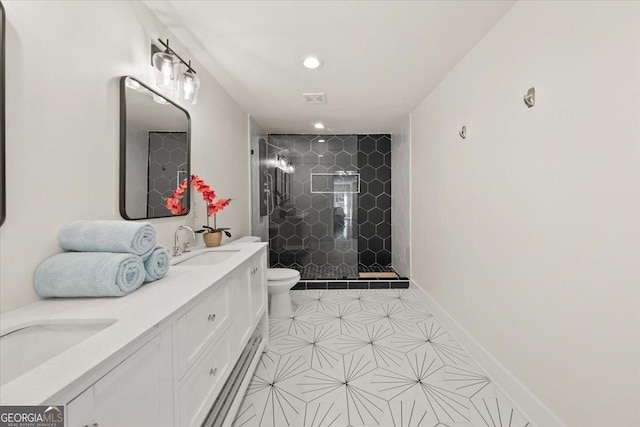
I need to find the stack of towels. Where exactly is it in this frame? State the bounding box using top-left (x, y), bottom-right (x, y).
top-left (35, 221), bottom-right (171, 298)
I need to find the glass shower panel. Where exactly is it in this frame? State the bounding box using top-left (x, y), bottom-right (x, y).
top-left (267, 134), bottom-right (360, 279)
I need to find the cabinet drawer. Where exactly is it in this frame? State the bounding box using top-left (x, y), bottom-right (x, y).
top-left (179, 327), bottom-right (233, 427)
top-left (177, 280), bottom-right (230, 377)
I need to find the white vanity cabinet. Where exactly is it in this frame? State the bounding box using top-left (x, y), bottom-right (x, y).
top-left (0, 243), bottom-right (268, 427)
top-left (66, 327), bottom-right (174, 427)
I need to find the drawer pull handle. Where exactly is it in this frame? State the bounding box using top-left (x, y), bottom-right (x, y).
top-left (207, 314), bottom-right (216, 321)
top-left (210, 367), bottom-right (217, 376)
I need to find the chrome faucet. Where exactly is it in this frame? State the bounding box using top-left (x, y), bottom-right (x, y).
top-left (173, 225), bottom-right (196, 257)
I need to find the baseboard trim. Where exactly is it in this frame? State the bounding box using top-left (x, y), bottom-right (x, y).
top-left (409, 280), bottom-right (567, 427)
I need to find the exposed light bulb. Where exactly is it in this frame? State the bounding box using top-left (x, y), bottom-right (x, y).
top-left (178, 70), bottom-right (201, 104)
top-left (153, 50), bottom-right (179, 91)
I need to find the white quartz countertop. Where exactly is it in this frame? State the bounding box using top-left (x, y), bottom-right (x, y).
top-left (0, 242), bottom-right (267, 405)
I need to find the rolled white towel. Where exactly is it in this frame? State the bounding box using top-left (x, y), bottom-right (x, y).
top-left (35, 252), bottom-right (146, 298)
top-left (58, 220), bottom-right (156, 259)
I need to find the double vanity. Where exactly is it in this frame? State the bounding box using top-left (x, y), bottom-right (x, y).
top-left (0, 242), bottom-right (268, 427)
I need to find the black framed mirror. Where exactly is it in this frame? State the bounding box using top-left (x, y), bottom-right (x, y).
top-left (120, 76), bottom-right (191, 220)
top-left (0, 2), bottom-right (5, 226)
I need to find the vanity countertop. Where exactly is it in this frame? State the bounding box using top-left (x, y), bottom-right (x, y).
top-left (0, 242), bottom-right (267, 406)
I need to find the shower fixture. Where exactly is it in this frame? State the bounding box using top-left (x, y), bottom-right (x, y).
top-left (264, 170), bottom-right (275, 216)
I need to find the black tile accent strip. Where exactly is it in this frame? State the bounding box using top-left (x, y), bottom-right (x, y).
top-left (392, 281), bottom-right (410, 289)
top-left (307, 281), bottom-right (328, 290)
top-left (348, 282), bottom-right (369, 290)
top-left (370, 281), bottom-right (390, 289)
top-left (328, 281), bottom-right (348, 289)
top-left (291, 283), bottom-right (306, 290)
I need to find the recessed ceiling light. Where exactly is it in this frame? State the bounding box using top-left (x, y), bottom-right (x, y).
top-left (318, 139), bottom-right (326, 143)
top-left (303, 56), bottom-right (322, 69)
top-left (313, 122), bottom-right (325, 129)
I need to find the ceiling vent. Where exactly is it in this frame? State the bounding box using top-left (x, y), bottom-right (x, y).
top-left (303, 93), bottom-right (327, 104)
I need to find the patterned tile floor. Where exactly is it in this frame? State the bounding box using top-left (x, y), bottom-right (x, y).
top-left (233, 289), bottom-right (532, 427)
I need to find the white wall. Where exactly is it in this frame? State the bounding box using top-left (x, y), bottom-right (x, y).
top-left (391, 117), bottom-right (411, 278)
top-left (410, 2), bottom-right (640, 426)
top-left (0, 1), bottom-right (250, 313)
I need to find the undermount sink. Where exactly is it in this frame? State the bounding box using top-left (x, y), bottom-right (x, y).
top-left (0, 320), bottom-right (116, 386)
top-left (173, 249), bottom-right (241, 266)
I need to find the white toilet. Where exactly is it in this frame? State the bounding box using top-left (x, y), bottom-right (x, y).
top-left (232, 236), bottom-right (300, 317)
top-left (265, 268), bottom-right (300, 317)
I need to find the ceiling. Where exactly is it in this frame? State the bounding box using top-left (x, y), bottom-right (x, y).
top-left (144, 1), bottom-right (515, 134)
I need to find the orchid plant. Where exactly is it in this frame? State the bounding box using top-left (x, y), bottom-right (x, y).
top-left (165, 175), bottom-right (232, 237)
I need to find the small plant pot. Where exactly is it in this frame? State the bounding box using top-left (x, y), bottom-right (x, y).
top-left (203, 231), bottom-right (222, 247)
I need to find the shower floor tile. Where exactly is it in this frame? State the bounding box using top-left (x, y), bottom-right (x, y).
top-left (298, 265), bottom-right (359, 280)
top-left (233, 289), bottom-right (533, 427)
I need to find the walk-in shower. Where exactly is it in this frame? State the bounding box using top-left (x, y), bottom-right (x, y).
top-left (260, 134), bottom-right (394, 280)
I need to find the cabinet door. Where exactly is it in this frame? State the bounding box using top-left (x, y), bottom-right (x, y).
top-left (234, 267), bottom-right (253, 350)
top-left (66, 386), bottom-right (94, 427)
top-left (93, 328), bottom-right (173, 427)
top-left (250, 254), bottom-right (266, 322)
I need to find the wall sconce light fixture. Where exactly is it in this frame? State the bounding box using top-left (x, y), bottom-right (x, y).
top-left (152, 39), bottom-right (201, 104)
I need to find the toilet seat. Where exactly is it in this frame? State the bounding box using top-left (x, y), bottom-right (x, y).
top-left (267, 268), bottom-right (300, 281)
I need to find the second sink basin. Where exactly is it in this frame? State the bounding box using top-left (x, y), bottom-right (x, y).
top-left (174, 249), bottom-right (240, 266)
top-left (0, 320), bottom-right (116, 387)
